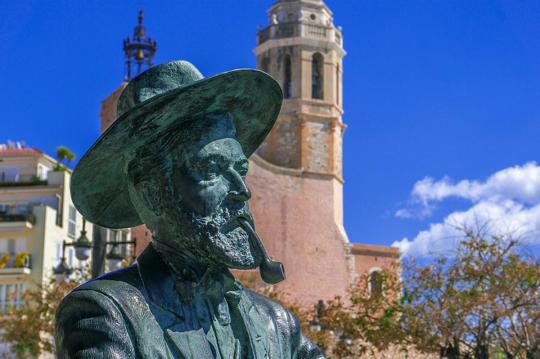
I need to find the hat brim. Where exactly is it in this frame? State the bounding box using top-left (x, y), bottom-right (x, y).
top-left (71, 69), bottom-right (283, 229)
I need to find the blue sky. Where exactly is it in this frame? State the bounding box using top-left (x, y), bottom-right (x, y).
top-left (2, 1), bottom-right (540, 255)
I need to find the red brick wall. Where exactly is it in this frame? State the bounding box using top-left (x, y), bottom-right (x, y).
top-left (246, 155), bottom-right (355, 304)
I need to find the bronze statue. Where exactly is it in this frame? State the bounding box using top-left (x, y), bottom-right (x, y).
top-left (55, 60), bottom-right (323, 358)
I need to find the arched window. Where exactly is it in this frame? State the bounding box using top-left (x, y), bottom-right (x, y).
top-left (284, 55), bottom-right (292, 99)
top-left (312, 53), bottom-right (324, 99)
top-left (369, 269), bottom-right (384, 297)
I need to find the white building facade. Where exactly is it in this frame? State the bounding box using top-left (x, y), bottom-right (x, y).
top-left (0, 144), bottom-right (89, 313)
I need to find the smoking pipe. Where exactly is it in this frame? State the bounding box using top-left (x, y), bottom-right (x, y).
top-left (238, 217), bottom-right (286, 284)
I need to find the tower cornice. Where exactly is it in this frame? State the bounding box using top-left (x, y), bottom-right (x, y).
top-left (270, 0), bottom-right (333, 16)
top-left (254, 34), bottom-right (345, 58)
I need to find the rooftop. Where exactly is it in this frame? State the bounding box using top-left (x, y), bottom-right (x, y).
top-left (351, 243), bottom-right (400, 258)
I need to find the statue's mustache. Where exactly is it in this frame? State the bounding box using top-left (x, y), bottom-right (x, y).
top-left (186, 203), bottom-right (251, 235)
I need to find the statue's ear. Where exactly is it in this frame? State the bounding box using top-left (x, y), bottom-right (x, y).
top-left (137, 180), bottom-right (163, 217)
top-left (126, 153), bottom-right (167, 220)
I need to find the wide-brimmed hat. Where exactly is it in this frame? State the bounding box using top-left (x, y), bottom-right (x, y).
top-left (71, 60), bottom-right (282, 229)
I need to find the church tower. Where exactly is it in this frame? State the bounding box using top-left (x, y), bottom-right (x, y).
top-left (246, 0), bottom-right (354, 303)
top-left (255, 0), bottom-right (345, 178)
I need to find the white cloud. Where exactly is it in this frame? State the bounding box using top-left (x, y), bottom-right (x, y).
top-left (394, 162), bottom-right (540, 257)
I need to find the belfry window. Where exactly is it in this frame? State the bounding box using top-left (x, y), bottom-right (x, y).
top-left (312, 53), bottom-right (324, 99)
top-left (284, 55), bottom-right (292, 99)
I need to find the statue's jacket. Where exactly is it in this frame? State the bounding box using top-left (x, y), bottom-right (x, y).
top-left (55, 245), bottom-right (323, 359)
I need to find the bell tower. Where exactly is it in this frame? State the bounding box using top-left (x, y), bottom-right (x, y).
top-left (254, 0), bottom-right (345, 178)
top-left (247, 0), bottom-right (354, 303)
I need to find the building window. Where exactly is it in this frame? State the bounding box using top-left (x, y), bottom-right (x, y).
top-left (284, 54), bottom-right (292, 99)
top-left (0, 166), bottom-right (20, 183)
top-left (369, 269), bottom-right (384, 297)
top-left (56, 194), bottom-right (63, 227)
top-left (67, 205), bottom-right (77, 238)
top-left (312, 53), bottom-right (324, 99)
top-left (0, 283), bottom-right (24, 313)
top-left (37, 164), bottom-right (49, 180)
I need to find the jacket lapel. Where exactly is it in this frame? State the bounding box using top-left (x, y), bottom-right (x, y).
top-left (238, 292), bottom-right (280, 359)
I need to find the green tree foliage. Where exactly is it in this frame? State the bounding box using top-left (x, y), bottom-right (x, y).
top-left (1, 227), bottom-right (537, 359)
top-left (0, 278), bottom-right (79, 358)
top-left (402, 226), bottom-right (540, 359)
top-left (54, 146), bottom-right (76, 171)
top-left (242, 226), bottom-right (539, 359)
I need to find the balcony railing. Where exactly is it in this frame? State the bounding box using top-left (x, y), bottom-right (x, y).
top-left (305, 24), bottom-right (327, 38)
top-left (0, 213), bottom-right (35, 224)
top-left (0, 174), bottom-right (47, 187)
top-left (257, 22), bottom-right (342, 46)
top-left (0, 252), bottom-right (31, 270)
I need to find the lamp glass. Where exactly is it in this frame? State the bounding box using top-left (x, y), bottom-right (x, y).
top-left (107, 258), bottom-right (123, 271)
top-left (75, 246), bottom-right (91, 261)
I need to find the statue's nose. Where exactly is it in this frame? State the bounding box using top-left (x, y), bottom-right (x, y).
top-left (226, 167), bottom-right (251, 202)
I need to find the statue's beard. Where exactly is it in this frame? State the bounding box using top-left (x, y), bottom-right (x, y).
top-left (161, 203), bottom-right (260, 270)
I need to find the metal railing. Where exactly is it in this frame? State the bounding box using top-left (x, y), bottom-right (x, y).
top-left (305, 24), bottom-right (327, 38)
top-left (257, 22), bottom-right (341, 45)
top-left (0, 299), bottom-right (24, 313)
top-left (0, 213), bottom-right (35, 224)
top-left (0, 173), bottom-right (47, 186)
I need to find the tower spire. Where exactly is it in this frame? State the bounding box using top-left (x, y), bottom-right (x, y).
top-left (123, 9), bottom-right (157, 81)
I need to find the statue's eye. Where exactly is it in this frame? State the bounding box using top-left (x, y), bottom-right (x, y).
top-left (191, 159), bottom-right (221, 182)
top-left (235, 161), bottom-right (249, 177)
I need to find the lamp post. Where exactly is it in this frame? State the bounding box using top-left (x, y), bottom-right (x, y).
top-left (309, 300), bottom-right (326, 332)
top-left (53, 218), bottom-right (136, 283)
top-left (308, 299), bottom-right (354, 349)
top-left (73, 218), bottom-right (92, 261)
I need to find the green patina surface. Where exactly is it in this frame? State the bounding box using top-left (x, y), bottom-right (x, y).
top-left (54, 60), bottom-right (323, 358)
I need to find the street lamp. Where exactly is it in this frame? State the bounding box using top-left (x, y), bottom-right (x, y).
top-left (106, 244), bottom-right (125, 271)
top-left (308, 299), bottom-right (354, 347)
top-left (53, 217), bottom-right (136, 283)
top-left (309, 300), bottom-right (326, 332)
top-left (74, 218), bottom-right (92, 261)
top-left (339, 334), bottom-right (353, 346)
top-left (52, 256), bottom-right (72, 284)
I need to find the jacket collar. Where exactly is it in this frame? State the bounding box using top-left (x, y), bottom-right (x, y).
top-left (136, 244), bottom-right (279, 358)
top-left (136, 243), bottom-right (243, 313)
top-left (136, 243), bottom-right (185, 316)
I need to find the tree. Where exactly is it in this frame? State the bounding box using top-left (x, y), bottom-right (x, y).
top-left (237, 266), bottom-right (408, 358)
top-left (54, 146), bottom-right (76, 171)
top-left (0, 278), bottom-right (79, 358)
top-left (402, 225), bottom-right (540, 359)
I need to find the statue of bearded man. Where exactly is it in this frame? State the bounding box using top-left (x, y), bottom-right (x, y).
top-left (54, 60), bottom-right (324, 359)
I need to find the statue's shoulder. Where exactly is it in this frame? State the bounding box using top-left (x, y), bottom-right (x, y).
top-left (69, 264), bottom-right (146, 307)
top-left (242, 288), bottom-right (325, 358)
top-left (242, 288), bottom-right (301, 334)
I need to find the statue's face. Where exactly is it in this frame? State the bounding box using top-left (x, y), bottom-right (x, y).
top-left (154, 114), bottom-right (261, 270)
